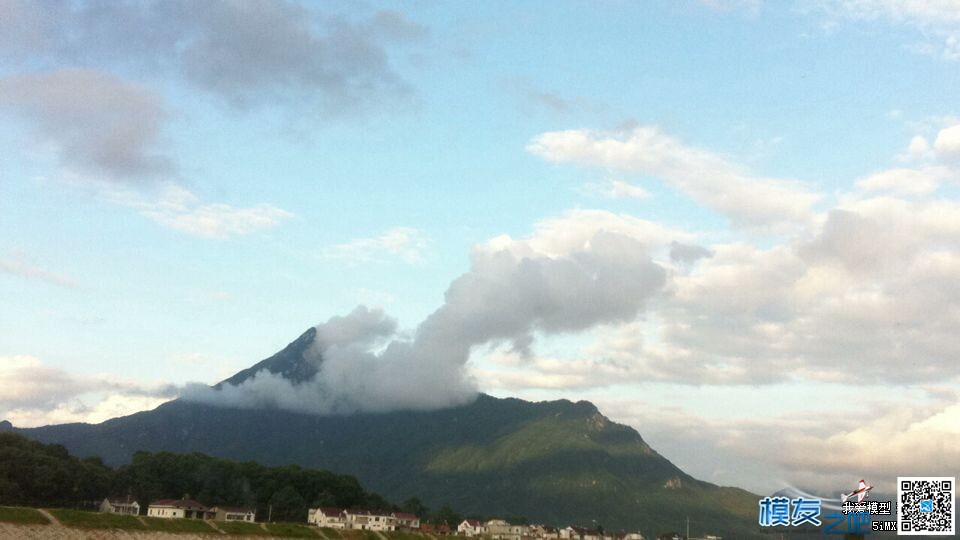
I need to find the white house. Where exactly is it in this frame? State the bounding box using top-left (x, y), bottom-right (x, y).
top-left (458, 519), bottom-right (485, 536)
top-left (210, 506), bottom-right (256, 522)
top-left (486, 519), bottom-right (529, 540)
top-left (308, 508), bottom-right (396, 531)
top-left (344, 509), bottom-right (396, 531)
top-left (561, 526), bottom-right (602, 540)
top-left (392, 512), bottom-right (420, 529)
top-left (147, 498), bottom-right (213, 520)
top-left (530, 525), bottom-right (560, 539)
top-left (308, 507), bottom-right (347, 529)
top-left (99, 497), bottom-right (140, 515)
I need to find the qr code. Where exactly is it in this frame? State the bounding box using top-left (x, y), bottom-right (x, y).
top-left (898, 477), bottom-right (954, 536)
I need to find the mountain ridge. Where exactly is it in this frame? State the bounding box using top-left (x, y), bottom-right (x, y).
top-left (7, 328), bottom-right (762, 538)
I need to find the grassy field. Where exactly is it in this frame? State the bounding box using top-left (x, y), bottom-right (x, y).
top-left (263, 521), bottom-right (322, 537)
top-left (320, 526), bottom-right (343, 538)
top-left (48, 508), bottom-right (147, 530)
top-left (142, 516), bottom-right (219, 534)
top-left (0, 506), bottom-right (50, 525)
top-left (216, 519), bottom-right (271, 535)
top-left (385, 531), bottom-right (426, 540)
top-left (0, 507), bottom-right (444, 539)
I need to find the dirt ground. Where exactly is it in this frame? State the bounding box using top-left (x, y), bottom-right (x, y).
top-left (0, 522), bottom-right (269, 540)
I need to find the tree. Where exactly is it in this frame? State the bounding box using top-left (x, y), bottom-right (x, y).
top-left (312, 490), bottom-right (337, 508)
top-left (269, 485), bottom-right (306, 523)
top-left (433, 505), bottom-right (462, 526)
top-left (401, 497), bottom-right (429, 517)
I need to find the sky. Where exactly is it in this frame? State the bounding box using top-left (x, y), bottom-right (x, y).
top-left (1, 0), bottom-right (959, 495)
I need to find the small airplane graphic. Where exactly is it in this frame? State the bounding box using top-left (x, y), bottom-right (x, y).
top-left (841, 479), bottom-right (874, 504)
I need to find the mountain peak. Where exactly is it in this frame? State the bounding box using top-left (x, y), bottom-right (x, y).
top-left (216, 326), bottom-right (319, 387)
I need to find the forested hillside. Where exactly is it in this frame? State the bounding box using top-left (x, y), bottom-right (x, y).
top-left (0, 432), bottom-right (409, 522)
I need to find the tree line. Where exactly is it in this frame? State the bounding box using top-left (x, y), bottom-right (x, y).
top-left (0, 432), bottom-right (475, 523)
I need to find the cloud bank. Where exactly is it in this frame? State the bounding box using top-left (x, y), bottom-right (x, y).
top-left (528, 125), bottom-right (820, 230)
top-left (184, 211), bottom-right (674, 414)
top-left (0, 0), bottom-right (423, 114)
top-left (0, 355), bottom-right (176, 427)
top-left (0, 68), bottom-right (172, 181)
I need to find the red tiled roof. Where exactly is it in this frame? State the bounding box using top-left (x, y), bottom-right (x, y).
top-left (393, 512), bottom-right (418, 520)
top-left (150, 499), bottom-right (207, 510)
top-left (316, 507), bottom-right (346, 516)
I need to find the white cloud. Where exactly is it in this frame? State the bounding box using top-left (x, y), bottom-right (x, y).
top-left (934, 123), bottom-right (960, 159)
top-left (471, 192), bottom-right (960, 389)
top-left (323, 227), bottom-right (431, 264)
top-left (901, 134), bottom-right (932, 161)
top-left (945, 32), bottom-right (960, 60)
top-left (855, 166), bottom-right (952, 196)
top-left (819, 0), bottom-right (960, 26)
top-left (813, 0), bottom-right (960, 60)
top-left (0, 355), bottom-right (176, 427)
top-left (528, 125), bottom-right (820, 230)
top-left (188, 210), bottom-right (681, 415)
top-left (108, 185), bottom-right (292, 239)
top-left (0, 253), bottom-right (77, 288)
top-left (582, 179), bottom-right (651, 200)
top-left (591, 389), bottom-right (960, 494)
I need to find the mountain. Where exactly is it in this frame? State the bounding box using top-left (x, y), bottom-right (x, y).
top-left (9, 328), bottom-right (761, 538)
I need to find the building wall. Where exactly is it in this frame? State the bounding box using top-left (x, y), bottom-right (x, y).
top-left (347, 514), bottom-right (396, 531)
top-left (307, 510), bottom-right (346, 528)
top-left (147, 507), bottom-right (185, 519)
top-left (100, 500), bottom-right (140, 515)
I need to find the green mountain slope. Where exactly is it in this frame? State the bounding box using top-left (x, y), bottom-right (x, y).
top-left (7, 328), bottom-right (762, 538)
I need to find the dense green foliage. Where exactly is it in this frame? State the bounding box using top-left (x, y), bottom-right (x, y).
top-left (116, 450), bottom-right (393, 522)
top-left (0, 432), bottom-right (393, 522)
top-left (0, 433), bottom-right (111, 507)
top-left (0, 506), bottom-right (50, 525)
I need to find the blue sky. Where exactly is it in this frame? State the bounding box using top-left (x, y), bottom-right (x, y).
top-left (2, 0), bottom-right (960, 494)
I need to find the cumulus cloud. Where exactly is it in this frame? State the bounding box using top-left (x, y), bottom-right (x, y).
top-left (185, 211), bottom-right (677, 414)
top-left (0, 355), bottom-right (176, 427)
top-left (528, 125), bottom-right (820, 230)
top-left (322, 227), bottom-right (431, 264)
top-left (0, 0), bottom-right (423, 114)
top-left (0, 68), bottom-right (172, 181)
top-left (934, 123), bottom-right (960, 159)
top-left (469, 193), bottom-right (960, 390)
top-left (669, 241), bottom-right (713, 266)
top-left (903, 134), bottom-right (932, 161)
top-left (0, 253), bottom-right (78, 288)
top-left (591, 389), bottom-right (960, 494)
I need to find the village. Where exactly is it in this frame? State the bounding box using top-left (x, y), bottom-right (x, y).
top-left (99, 496), bottom-right (722, 540)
